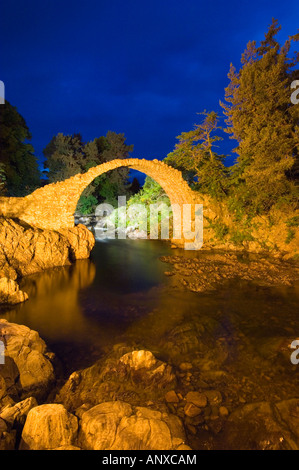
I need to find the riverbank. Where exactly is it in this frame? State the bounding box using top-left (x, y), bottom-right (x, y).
top-left (1, 239), bottom-right (299, 449)
top-left (160, 250), bottom-right (299, 293)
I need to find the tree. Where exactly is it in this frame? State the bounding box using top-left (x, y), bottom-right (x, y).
top-left (165, 111), bottom-right (227, 198)
top-left (43, 133), bottom-right (85, 183)
top-left (221, 19), bottom-right (299, 212)
top-left (83, 131), bottom-right (134, 206)
top-left (43, 130), bottom-right (134, 210)
top-left (0, 101), bottom-right (40, 196)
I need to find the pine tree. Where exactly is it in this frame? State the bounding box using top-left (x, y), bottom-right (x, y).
top-left (221, 19), bottom-right (299, 212)
top-left (43, 133), bottom-right (85, 183)
top-left (165, 111), bottom-right (227, 198)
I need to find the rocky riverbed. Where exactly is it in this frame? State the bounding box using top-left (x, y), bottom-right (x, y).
top-left (1, 236), bottom-right (299, 450)
top-left (1, 307), bottom-right (299, 450)
top-left (160, 250), bottom-right (299, 293)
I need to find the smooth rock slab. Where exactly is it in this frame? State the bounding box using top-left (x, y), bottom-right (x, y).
top-left (19, 404), bottom-right (78, 450)
top-left (78, 401), bottom-right (187, 451)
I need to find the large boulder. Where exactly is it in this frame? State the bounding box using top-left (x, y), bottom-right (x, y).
top-left (0, 397), bottom-right (38, 428)
top-left (0, 319), bottom-right (55, 400)
top-left (19, 404), bottom-right (78, 450)
top-left (55, 349), bottom-right (176, 412)
top-left (78, 401), bottom-right (187, 450)
top-left (222, 399), bottom-right (299, 450)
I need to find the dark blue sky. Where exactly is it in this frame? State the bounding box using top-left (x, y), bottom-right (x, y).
top-left (1, 0), bottom-right (299, 171)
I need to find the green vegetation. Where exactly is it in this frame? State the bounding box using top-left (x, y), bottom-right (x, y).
top-left (220, 20), bottom-right (299, 214)
top-left (124, 177), bottom-right (171, 232)
top-left (77, 195), bottom-right (99, 215)
top-left (285, 229), bottom-right (295, 244)
top-left (127, 20), bottom-right (299, 247)
top-left (165, 111), bottom-right (228, 199)
top-left (286, 216), bottom-right (299, 227)
top-left (164, 20), bottom-right (299, 217)
top-left (127, 176), bottom-right (170, 207)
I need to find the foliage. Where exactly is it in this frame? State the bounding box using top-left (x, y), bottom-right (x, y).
top-left (229, 229), bottom-right (254, 245)
top-left (285, 228), bottom-right (295, 244)
top-left (165, 111), bottom-right (228, 199)
top-left (43, 131), bottom-right (134, 209)
top-left (127, 176), bottom-right (170, 207)
top-left (125, 176), bottom-right (171, 232)
top-left (77, 195), bottom-right (99, 215)
top-left (0, 101), bottom-right (40, 196)
top-left (286, 216), bottom-right (299, 227)
top-left (221, 19), bottom-right (299, 213)
top-left (43, 133), bottom-right (85, 183)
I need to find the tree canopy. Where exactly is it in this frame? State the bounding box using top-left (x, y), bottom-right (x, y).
top-left (0, 101), bottom-right (40, 196)
top-left (43, 131), bottom-right (134, 211)
top-left (221, 18), bottom-right (299, 212)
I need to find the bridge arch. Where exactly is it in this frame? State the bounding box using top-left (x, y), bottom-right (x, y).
top-left (0, 158), bottom-right (198, 231)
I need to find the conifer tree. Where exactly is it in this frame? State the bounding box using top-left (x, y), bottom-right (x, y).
top-left (221, 19), bottom-right (299, 212)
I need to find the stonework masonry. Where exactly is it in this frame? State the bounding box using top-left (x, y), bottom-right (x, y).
top-left (0, 159), bottom-right (200, 231)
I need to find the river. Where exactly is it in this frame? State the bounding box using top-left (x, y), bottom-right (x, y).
top-left (1, 239), bottom-right (299, 449)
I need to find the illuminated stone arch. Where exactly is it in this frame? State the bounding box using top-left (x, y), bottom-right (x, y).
top-left (0, 158), bottom-right (198, 231)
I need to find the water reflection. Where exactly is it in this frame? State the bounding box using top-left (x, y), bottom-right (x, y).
top-left (0, 240), bottom-right (298, 383)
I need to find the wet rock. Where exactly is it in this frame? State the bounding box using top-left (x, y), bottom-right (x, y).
top-left (78, 401), bottom-right (187, 450)
top-left (219, 406), bottom-right (229, 417)
top-left (179, 362), bottom-right (193, 371)
top-left (53, 445), bottom-right (81, 450)
top-left (222, 400), bottom-right (299, 450)
top-left (55, 350), bottom-right (176, 412)
top-left (185, 391), bottom-right (208, 408)
top-left (58, 224), bottom-right (95, 260)
top-left (19, 404), bottom-right (78, 450)
top-left (184, 403), bottom-right (202, 418)
top-left (205, 390), bottom-right (222, 406)
top-left (120, 350), bottom-right (157, 370)
top-left (160, 252), bottom-right (299, 295)
top-left (165, 390), bottom-right (179, 403)
top-left (0, 397), bottom-right (38, 427)
top-left (0, 319), bottom-right (55, 400)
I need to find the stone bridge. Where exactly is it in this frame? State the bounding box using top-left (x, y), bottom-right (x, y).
top-left (0, 158), bottom-right (201, 233)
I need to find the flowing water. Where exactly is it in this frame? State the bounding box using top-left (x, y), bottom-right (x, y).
top-left (1, 239), bottom-right (299, 449)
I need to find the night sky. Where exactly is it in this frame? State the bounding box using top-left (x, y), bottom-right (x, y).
top-left (1, 0), bottom-right (299, 172)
